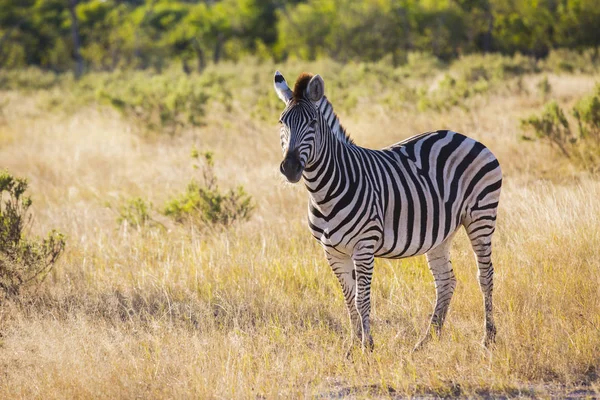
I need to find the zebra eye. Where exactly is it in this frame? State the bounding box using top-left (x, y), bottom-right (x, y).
top-left (309, 119), bottom-right (317, 127)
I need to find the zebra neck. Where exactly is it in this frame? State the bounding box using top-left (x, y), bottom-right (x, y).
top-left (317, 97), bottom-right (353, 145)
top-left (305, 97), bottom-right (354, 176)
top-left (303, 100), bottom-right (357, 210)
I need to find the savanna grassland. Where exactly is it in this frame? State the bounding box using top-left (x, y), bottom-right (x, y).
top-left (0, 54), bottom-right (599, 398)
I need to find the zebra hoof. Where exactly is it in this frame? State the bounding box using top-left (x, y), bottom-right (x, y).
top-left (363, 335), bottom-right (374, 352)
top-left (483, 323), bottom-right (496, 348)
top-left (412, 331), bottom-right (434, 352)
top-left (345, 347), bottom-right (353, 360)
top-left (345, 344), bottom-right (361, 360)
top-left (483, 326), bottom-right (497, 348)
top-left (412, 339), bottom-right (427, 353)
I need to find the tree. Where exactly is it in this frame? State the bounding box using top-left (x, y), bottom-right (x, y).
top-left (68, 0), bottom-right (83, 78)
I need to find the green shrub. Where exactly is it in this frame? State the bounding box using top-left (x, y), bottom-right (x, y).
top-left (416, 53), bottom-right (539, 112)
top-left (573, 84), bottom-right (600, 142)
top-left (450, 53), bottom-right (538, 83)
top-left (521, 96), bottom-right (600, 171)
top-left (419, 73), bottom-right (489, 112)
top-left (0, 67), bottom-right (68, 92)
top-left (96, 71), bottom-right (210, 135)
top-left (536, 76), bottom-right (552, 100)
top-left (164, 149), bottom-right (254, 228)
top-left (0, 171), bottom-right (65, 297)
top-left (521, 101), bottom-right (574, 158)
top-left (399, 52), bottom-right (445, 79)
top-left (116, 197), bottom-right (157, 230)
top-left (541, 48), bottom-right (600, 74)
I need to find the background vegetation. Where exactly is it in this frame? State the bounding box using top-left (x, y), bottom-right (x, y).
top-left (0, 1), bottom-right (599, 399)
top-left (1, 0), bottom-right (600, 74)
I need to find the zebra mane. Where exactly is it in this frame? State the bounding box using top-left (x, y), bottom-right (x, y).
top-left (318, 96), bottom-right (354, 145)
top-left (292, 72), bottom-right (313, 102)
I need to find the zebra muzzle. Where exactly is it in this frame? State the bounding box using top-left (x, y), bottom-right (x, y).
top-left (280, 153), bottom-right (304, 183)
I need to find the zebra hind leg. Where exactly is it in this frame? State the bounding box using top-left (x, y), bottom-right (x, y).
top-left (464, 210), bottom-right (498, 347)
top-left (414, 236), bottom-right (456, 351)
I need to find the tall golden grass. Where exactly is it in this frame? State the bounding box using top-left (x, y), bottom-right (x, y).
top-left (0, 66), bottom-right (598, 398)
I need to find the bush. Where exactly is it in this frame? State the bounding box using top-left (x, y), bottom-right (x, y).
top-left (521, 94), bottom-right (600, 171)
top-left (0, 67), bottom-right (68, 92)
top-left (0, 171), bottom-right (65, 297)
top-left (416, 53), bottom-right (540, 112)
top-left (399, 52), bottom-right (445, 79)
top-left (521, 101), bottom-right (574, 158)
top-left (419, 73), bottom-right (489, 112)
top-left (116, 197), bottom-right (157, 230)
top-left (96, 71), bottom-right (210, 135)
top-left (541, 48), bottom-right (600, 74)
top-left (450, 53), bottom-right (538, 83)
top-left (573, 84), bottom-right (600, 142)
top-left (537, 76), bottom-right (552, 101)
top-left (164, 149), bottom-right (254, 228)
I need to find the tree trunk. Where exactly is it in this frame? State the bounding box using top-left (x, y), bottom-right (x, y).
top-left (193, 38), bottom-right (206, 73)
top-left (432, 16), bottom-right (442, 58)
top-left (483, 6), bottom-right (494, 53)
top-left (182, 58), bottom-right (191, 74)
top-left (133, 0), bottom-right (157, 69)
top-left (398, 6), bottom-right (411, 51)
top-left (213, 33), bottom-right (224, 64)
top-left (68, 0), bottom-right (83, 78)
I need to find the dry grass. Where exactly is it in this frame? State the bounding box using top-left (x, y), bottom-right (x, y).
top-left (0, 68), bottom-right (599, 399)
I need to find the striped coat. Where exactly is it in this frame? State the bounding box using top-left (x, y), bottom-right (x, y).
top-left (274, 71), bottom-right (502, 351)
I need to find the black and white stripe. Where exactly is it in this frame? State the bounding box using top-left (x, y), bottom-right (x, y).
top-left (274, 71), bottom-right (502, 351)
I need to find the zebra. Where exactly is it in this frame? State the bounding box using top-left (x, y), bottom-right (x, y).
top-left (273, 71), bottom-right (502, 352)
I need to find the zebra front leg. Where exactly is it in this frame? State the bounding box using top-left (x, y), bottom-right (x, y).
top-left (353, 244), bottom-right (375, 351)
top-left (415, 238), bottom-right (456, 351)
top-left (326, 254), bottom-right (363, 353)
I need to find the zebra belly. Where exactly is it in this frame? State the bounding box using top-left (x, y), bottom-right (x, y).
top-left (373, 184), bottom-right (462, 259)
top-left (374, 220), bottom-right (459, 259)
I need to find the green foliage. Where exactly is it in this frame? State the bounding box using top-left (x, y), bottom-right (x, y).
top-left (540, 48), bottom-right (600, 74)
top-left (0, 67), bottom-right (67, 91)
top-left (164, 149), bottom-right (254, 229)
top-left (573, 84), bottom-right (600, 142)
top-left (416, 53), bottom-right (539, 112)
top-left (0, 170), bottom-right (65, 297)
top-left (97, 72), bottom-right (209, 135)
top-left (521, 101), bottom-right (574, 158)
top-left (397, 52), bottom-right (445, 79)
top-left (521, 91), bottom-right (600, 170)
top-left (536, 76), bottom-right (552, 101)
top-left (451, 53), bottom-right (538, 82)
top-left (2, 1), bottom-right (600, 72)
top-left (419, 73), bottom-right (489, 112)
top-left (492, 0), bottom-right (555, 58)
top-left (117, 197), bottom-right (155, 230)
top-left (2, 52), bottom-right (599, 137)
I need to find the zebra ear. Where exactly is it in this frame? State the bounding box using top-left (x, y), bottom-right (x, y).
top-left (307, 74), bottom-right (325, 103)
top-left (274, 71), bottom-right (293, 104)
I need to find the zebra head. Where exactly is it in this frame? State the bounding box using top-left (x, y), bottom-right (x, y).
top-left (273, 70), bottom-right (325, 183)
